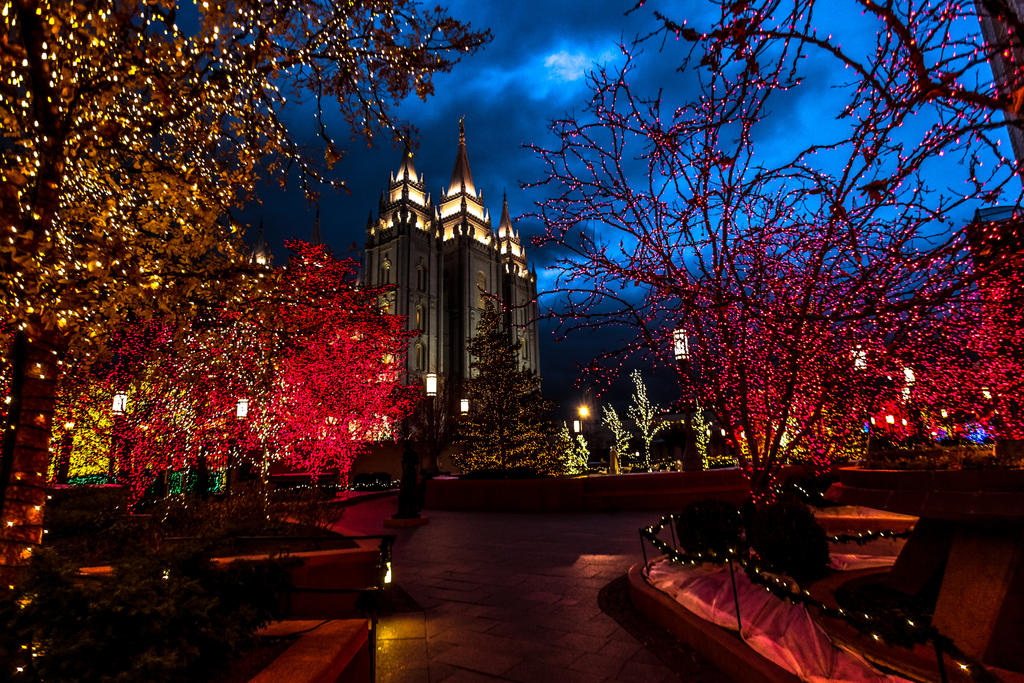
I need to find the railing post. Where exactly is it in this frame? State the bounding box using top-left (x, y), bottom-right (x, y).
top-left (728, 559), bottom-right (742, 633)
top-left (934, 641), bottom-right (948, 683)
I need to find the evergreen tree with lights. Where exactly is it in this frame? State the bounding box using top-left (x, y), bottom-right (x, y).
top-left (453, 301), bottom-right (561, 476)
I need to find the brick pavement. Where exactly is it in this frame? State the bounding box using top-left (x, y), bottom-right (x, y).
top-left (336, 495), bottom-right (685, 682)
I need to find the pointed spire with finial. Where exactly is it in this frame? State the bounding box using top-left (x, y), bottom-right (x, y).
top-left (498, 189), bottom-right (514, 238)
top-left (253, 218), bottom-right (269, 265)
top-left (311, 206), bottom-right (323, 245)
top-left (398, 137), bottom-right (418, 182)
top-left (447, 116), bottom-right (476, 196)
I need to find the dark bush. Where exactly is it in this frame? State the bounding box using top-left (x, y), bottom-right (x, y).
top-left (674, 499), bottom-right (744, 559)
top-left (350, 472), bottom-right (396, 490)
top-left (44, 486), bottom-right (129, 538)
top-left (780, 474), bottom-right (839, 507)
top-left (746, 500), bottom-right (830, 585)
top-left (459, 466), bottom-right (550, 479)
top-left (0, 544), bottom-right (292, 682)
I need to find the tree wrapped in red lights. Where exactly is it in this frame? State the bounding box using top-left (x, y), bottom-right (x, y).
top-left (0, 1), bottom-right (488, 578)
top-left (529, 1), bottom-right (1023, 498)
top-left (51, 243), bottom-right (417, 503)
top-left (262, 242), bottom-right (418, 483)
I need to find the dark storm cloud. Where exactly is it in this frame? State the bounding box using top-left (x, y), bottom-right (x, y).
top-left (240, 1), bottom-right (894, 412)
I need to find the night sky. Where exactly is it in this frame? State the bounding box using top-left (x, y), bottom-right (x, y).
top-left (239, 0), bottom-right (1014, 416)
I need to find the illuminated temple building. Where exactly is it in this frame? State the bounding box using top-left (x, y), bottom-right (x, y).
top-left (362, 121), bottom-right (540, 391)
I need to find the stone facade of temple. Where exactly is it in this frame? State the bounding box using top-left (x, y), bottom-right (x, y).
top-left (363, 122), bottom-right (540, 392)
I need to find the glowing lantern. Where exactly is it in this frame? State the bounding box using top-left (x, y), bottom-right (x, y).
top-left (672, 328), bottom-right (689, 361)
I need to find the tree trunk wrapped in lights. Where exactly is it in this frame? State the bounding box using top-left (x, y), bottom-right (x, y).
top-left (0, 0), bottom-right (490, 580)
top-left (528, 1), bottom-right (1022, 499)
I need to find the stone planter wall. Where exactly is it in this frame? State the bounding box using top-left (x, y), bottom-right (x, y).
top-left (425, 469), bottom-right (762, 513)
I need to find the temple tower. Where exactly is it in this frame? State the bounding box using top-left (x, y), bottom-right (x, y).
top-left (363, 122), bottom-right (540, 392)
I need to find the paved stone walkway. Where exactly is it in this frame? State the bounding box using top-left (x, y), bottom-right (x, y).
top-left (335, 495), bottom-right (690, 682)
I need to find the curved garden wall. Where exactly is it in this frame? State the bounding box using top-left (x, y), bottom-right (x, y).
top-left (424, 469), bottom-right (755, 513)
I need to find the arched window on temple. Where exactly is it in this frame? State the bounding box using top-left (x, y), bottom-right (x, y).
top-left (476, 271), bottom-right (486, 308)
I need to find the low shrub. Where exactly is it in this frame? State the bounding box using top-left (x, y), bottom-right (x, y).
top-left (459, 466), bottom-right (551, 479)
top-left (745, 500), bottom-right (830, 585)
top-left (0, 544), bottom-right (292, 682)
top-left (350, 472), bottom-right (396, 491)
top-left (674, 499), bottom-right (744, 559)
top-left (270, 488), bottom-right (345, 533)
top-left (863, 444), bottom-right (1020, 470)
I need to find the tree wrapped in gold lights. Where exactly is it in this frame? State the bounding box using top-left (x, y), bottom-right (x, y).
top-left (0, 0), bottom-right (489, 578)
top-left (529, 1), bottom-right (1022, 498)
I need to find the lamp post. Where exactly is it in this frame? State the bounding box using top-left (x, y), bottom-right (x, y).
top-left (108, 393), bottom-right (128, 483)
top-left (225, 398), bottom-right (250, 495)
top-left (673, 328), bottom-right (701, 471)
top-left (56, 421), bottom-right (74, 484)
top-left (576, 404), bottom-right (591, 466)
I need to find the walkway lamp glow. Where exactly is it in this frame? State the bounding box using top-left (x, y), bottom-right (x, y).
top-left (460, 398), bottom-right (469, 414)
top-left (425, 372), bottom-right (438, 397)
top-left (236, 398), bottom-right (249, 419)
top-left (112, 393), bottom-right (128, 415)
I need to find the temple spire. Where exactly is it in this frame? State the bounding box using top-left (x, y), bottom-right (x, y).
top-left (398, 137), bottom-right (418, 182)
top-left (498, 190), bottom-right (513, 237)
top-left (311, 206), bottom-right (322, 245)
top-left (447, 117), bottom-right (476, 196)
top-left (252, 219), bottom-right (269, 265)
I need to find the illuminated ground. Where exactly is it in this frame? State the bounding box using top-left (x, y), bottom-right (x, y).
top-left (335, 495), bottom-right (724, 682)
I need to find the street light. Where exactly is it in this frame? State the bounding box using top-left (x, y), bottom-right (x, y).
top-left (425, 372), bottom-right (438, 397)
top-left (578, 405), bottom-right (590, 419)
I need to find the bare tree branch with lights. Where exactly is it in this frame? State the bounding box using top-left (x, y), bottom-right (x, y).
top-left (0, 0), bottom-right (489, 579)
top-left (529, 0), bottom-right (1023, 498)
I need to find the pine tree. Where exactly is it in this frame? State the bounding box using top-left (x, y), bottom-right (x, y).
top-left (453, 301), bottom-right (560, 475)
